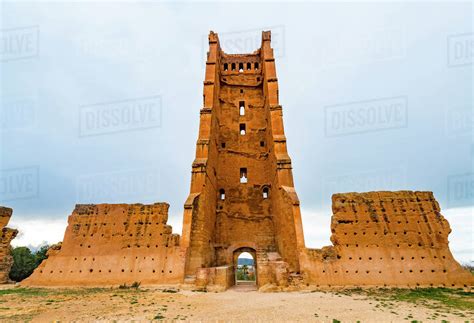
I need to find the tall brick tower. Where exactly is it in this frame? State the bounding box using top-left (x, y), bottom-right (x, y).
top-left (181, 31), bottom-right (305, 286)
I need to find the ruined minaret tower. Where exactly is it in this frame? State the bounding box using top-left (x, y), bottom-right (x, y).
top-left (181, 31), bottom-right (305, 284)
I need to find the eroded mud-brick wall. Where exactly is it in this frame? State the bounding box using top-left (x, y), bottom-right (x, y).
top-left (301, 191), bottom-right (473, 287)
top-left (0, 207), bottom-right (18, 283)
top-left (23, 203), bottom-right (185, 286)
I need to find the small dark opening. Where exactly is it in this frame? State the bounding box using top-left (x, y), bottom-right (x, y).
top-left (219, 189), bottom-right (225, 200)
top-left (240, 168), bottom-right (248, 183)
top-left (247, 62), bottom-right (251, 70)
top-left (240, 123), bottom-right (246, 135)
top-left (221, 142), bottom-right (226, 148)
top-left (263, 187), bottom-right (269, 199)
top-left (255, 62), bottom-right (259, 70)
top-left (231, 63), bottom-right (236, 71)
top-left (239, 101), bottom-right (245, 116)
top-left (239, 63), bottom-right (244, 72)
top-left (223, 63), bottom-right (228, 71)
top-left (260, 141), bottom-right (265, 147)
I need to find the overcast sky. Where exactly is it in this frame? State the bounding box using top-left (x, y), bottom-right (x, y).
top-left (1, 1), bottom-right (472, 263)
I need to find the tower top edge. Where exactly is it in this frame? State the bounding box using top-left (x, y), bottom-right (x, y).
top-left (207, 30), bottom-right (272, 55)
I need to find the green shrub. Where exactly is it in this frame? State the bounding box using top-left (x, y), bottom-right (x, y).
top-left (34, 245), bottom-right (49, 265)
top-left (9, 245), bottom-right (50, 282)
top-left (131, 281), bottom-right (141, 289)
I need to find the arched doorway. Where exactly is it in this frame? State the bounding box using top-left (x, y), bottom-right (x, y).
top-left (233, 247), bottom-right (256, 286)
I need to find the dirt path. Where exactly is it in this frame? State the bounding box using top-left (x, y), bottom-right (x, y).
top-left (0, 285), bottom-right (472, 322)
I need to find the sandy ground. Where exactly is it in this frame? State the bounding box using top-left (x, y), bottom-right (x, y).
top-left (0, 284), bottom-right (472, 322)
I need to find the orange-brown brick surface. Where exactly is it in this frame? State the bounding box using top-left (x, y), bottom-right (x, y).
top-left (23, 203), bottom-right (185, 286)
top-left (300, 191), bottom-right (473, 288)
top-left (0, 207), bottom-right (17, 283)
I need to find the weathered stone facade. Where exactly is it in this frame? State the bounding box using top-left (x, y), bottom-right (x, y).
top-left (299, 192), bottom-right (473, 288)
top-left (0, 207), bottom-right (18, 283)
top-left (23, 30), bottom-right (473, 289)
top-left (23, 203), bottom-right (185, 286)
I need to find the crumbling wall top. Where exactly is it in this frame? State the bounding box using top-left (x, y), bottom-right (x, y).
top-left (72, 203), bottom-right (170, 217)
top-left (0, 206), bottom-right (13, 229)
top-left (262, 30), bottom-right (271, 41)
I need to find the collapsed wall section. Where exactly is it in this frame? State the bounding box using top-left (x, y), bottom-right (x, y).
top-left (301, 191), bottom-right (473, 287)
top-left (0, 207), bottom-right (18, 283)
top-left (23, 203), bottom-right (185, 287)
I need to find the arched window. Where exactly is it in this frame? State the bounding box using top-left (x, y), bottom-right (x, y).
top-left (231, 63), bottom-right (236, 71)
top-left (240, 168), bottom-right (248, 183)
top-left (239, 101), bottom-right (245, 116)
top-left (223, 63), bottom-right (228, 71)
top-left (239, 63), bottom-right (244, 72)
top-left (247, 62), bottom-right (251, 70)
top-left (255, 62), bottom-right (259, 70)
top-left (240, 123), bottom-right (246, 135)
top-left (219, 189), bottom-right (225, 200)
top-left (263, 187), bottom-right (269, 199)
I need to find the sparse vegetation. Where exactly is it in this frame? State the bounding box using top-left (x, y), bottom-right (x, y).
top-left (0, 286), bottom-right (471, 321)
top-left (462, 264), bottom-right (474, 274)
top-left (119, 281), bottom-right (141, 289)
top-left (154, 313), bottom-right (165, 320)
top-left (131, 281), bottom-right (141, 289)
top-left (333, 287), bottom-right (474, 319)
top-left (387, 288), bottom-right (474, 312)
top-left (0, 288), bottom-right (50, 297)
